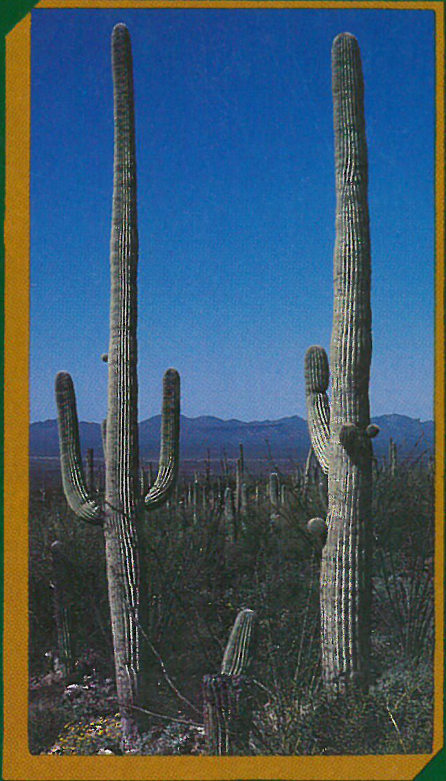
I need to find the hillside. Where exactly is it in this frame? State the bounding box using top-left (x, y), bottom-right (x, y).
top-left (30, 413), bottom-right (433, 463)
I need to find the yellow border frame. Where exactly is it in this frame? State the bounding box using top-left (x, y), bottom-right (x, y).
top-left (4, 1), bottom-right (444, 779)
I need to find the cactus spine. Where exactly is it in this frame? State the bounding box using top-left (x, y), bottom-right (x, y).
top-left (304, 34), bottom-right (376, 692)
top-left (55, 24), bottom-right (180, 749)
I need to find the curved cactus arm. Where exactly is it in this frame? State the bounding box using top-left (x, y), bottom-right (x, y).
top-left (304, 345), bottom-right (330, 474)
top-left (55, 372), bottom-right (102, 524)
top-left (221, 608), bottom-right (257, 676)
top-left (144, 368), bottom-right (180, 509)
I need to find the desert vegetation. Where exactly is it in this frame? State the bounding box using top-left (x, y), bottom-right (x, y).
top-left (29, 451), bottom-right (434, 754)
top-left (28, 23), bottom-right (435, 756)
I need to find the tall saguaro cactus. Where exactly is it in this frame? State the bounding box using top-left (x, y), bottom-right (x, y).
top-left (304, 34), bottom-right (377, 693)
top-left (55, 24), bottom-right (180, 749)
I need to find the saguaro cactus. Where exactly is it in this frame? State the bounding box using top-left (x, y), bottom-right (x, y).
top-left (50, 541), bottom-right (74, 679)
top-left (269, 471), bottom-right (280, 526)
top-left (203, 609), bottom-right (257, 754)
top-left (304, 34), bottom-right (377, 693)
top-left (224, 486), bottom-right (236, 543)
top-left (303, 446), bottom-right (316, 498)
top-left (240, 482), bottom-right (248, 515)
top-left (55, 24), bottom-right (180, 749)
top-left (235, 445), bottom-right (244, 513)
top-left (389, 437), bottom-right (398, 476)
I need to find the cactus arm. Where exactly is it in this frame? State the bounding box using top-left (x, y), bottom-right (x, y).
top-left (304, 346), bottom-right (330, 474)
top-left (221, 609), bottom-right (257, 676)
top-left (144, 369), bottom-right (180, 509)
top-left (339, 421), bottom-right (361, 450)
top-left (55, 372), bottom-right (102, 525)
top-left (307, 516), bottom-right (327, 547)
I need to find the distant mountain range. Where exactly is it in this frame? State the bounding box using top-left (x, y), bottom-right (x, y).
top-left (30, 413), bottom-right (433, 464)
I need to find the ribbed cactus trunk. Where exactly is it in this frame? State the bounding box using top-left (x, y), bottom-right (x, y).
top-left (55, 24), bottom-right (180, 751)
top-left (104, 23), bottom-right (141, 747)
top-left (305, 34), bottom-right (375, 693)
top-left (203, 609), bottom-right (257, 755)
top-left (324, 32), bottom-right (372, 692)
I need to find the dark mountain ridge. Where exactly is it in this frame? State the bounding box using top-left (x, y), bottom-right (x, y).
top-left (30, 413), bottom-right (433, 463)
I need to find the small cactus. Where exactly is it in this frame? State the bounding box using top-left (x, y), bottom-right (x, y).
top-left (303, 446), bottom-right (316, 498)
top-left (269, 472), bottom-right (280, 526)
top-left (205, 448), bottom-right (211, 486)
top-left (240, 482), bottom-right (248, 516)
top-left (203, 609), bottom-right (257, 755)
top-left (235, 456), bottom-right (242, 513)
top-left (280, 484), bottom-right (287, 506)
top-left (221, 608), bottom-right (256, 676)
top-left (50, 541), bottom-right (74, 679)
top-left (224, 486), bottom-right (236, 542)
top-left (193, 477), bottom-right (199, 522)
top-left (389, 437), bottom-right (398, 476)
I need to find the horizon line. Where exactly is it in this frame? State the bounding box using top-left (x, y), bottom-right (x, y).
top-left (30, 411), bottom-right (434, 426)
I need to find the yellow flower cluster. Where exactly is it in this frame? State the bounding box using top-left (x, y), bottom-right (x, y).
top-left (49, 714), bottom-right (122, 755)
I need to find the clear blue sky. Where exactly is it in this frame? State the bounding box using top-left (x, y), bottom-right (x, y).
top-left (30, 7), bottom-right (435, 423)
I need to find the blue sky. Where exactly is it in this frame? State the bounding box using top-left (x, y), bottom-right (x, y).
top-left (30, 7), bottom-right (435, 423)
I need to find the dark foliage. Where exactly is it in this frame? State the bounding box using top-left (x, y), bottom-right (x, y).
top-left (28, 461), bottom-right (434, 754)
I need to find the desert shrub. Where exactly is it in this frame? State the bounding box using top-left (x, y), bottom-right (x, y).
top-left (251, 660), bottom-right (433, 755)
top-left (29, 488), bottom-right (112, 677)
top-left (371, 463), bottom-right (434, 676)
top-left (29, 461), bottom-right (434, 755)
top-left (29, 685), bottom-right (70, 755)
